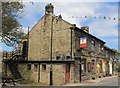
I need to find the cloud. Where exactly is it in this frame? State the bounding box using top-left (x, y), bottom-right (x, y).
top-left (0, 45), bottom-right (3, 52)
top-left (53, 2), bottom-right (101, 27)
top-left (18, 2), bottom-right (45, 29)
top-left (19, 20), bottom-right (37, 34)
top-left (22, 2), bottom-right (118, 36)
top-left (0, 38), bottom-right (3, 52)
top-left (109, 38), bottom-right (118, 45)
top-left (19, 2), bottom-right (103, 28)
top-left (105, 38), bottom-right (118, 50)
top-left (89, 20), bottom-right (118, 37)
top-left (52, 2), bottom-right (118, 37)
top-left (29, 21), bottom-right (37, 29)
top-left (22, 0), bottom-right (119, 2)
top-left (17, 2), bottom-right (118, 50)
top-left (21, 26), bottom-right (28, 34)
top-left (20, 2), bottom-right (118, 33)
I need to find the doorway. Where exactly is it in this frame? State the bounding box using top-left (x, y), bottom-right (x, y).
top-left (65, 64), bottom-right (70, 84)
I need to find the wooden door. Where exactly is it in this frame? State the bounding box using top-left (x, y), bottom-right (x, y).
top-left (66, 64), bottom-right (70, 84)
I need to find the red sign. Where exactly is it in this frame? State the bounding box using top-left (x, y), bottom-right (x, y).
top-left (80, 44), bottom-right (87, 47)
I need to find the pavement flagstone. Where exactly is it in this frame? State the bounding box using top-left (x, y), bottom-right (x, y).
top-left (64, 75), bottom-right (118, 86)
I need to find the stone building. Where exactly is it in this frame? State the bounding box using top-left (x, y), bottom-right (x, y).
top-left (2, 3), bottom-right (116, 85)
top-left (104, 46), bottom-right (116, 75)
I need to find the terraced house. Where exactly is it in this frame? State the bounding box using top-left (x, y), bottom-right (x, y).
top-left (2, 3), bottom-right (116, 85)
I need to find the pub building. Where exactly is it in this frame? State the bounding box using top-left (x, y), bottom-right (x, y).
top-left (2, 3), bottom-right (116, 85)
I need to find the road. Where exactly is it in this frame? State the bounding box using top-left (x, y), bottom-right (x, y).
top-left (85, 76), bottom-right (119, 86)
top-left (65, 75), bottom-right (119, 87)
top-left (1, 75), bottom-right (119, 87)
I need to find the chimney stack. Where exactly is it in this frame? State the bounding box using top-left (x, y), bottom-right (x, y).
top-left (81, 26), bottom-right (89, 33)
top-left (45, 3), bottom-right (54, 15)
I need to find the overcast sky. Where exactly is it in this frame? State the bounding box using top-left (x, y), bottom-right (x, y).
top-left (1, 0), bottom-right (119, 51)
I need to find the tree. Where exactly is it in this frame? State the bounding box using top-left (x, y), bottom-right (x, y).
top-left (112, 49), bottom-right (120, 60)
top-left (1, 2), bottom-right (26, 47)
top-left (112, 49), bottom-right (120, 72)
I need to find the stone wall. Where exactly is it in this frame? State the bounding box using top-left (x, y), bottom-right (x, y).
top-left (17, 63), bottom-right (74, 85)
top-left (52, 18), bottom-right (75, 60)
top-left (70, 63), bottom-right (74, 83)
top-left (74, 59), bottom-right (80, 83)
top-left (28, 15), bottom-right (75, 60)
top-left (18, 63), bottom-right (38, 82)
top-left (52, 63), bottom-right (65, 85)
top-left (16, 15), bottom-right (76, 85)
top-left (28, 15), bottom-right (51, 60)
top-left (40, 64), bottom-right (50, 84)
top-left (74, 29), bottom-right (105, 56)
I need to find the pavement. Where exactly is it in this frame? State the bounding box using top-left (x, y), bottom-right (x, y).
top-left (64, 75), bottom-right (118, 86)
top-left (1, 75), bottom-right (119, 87)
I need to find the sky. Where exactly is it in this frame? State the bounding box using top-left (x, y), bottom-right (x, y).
top-left (1, 0), bottom-right (119, 52)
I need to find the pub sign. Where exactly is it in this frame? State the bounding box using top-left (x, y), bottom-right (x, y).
top-left (80, 37), bottom-right (87, 47)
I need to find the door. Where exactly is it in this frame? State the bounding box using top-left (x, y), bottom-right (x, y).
top-left (109, 62), bottom-right (112, 75)
top-left (66, 64), bottom-right (70, 84)
top-left (87, 62), bottom-right (91, 72)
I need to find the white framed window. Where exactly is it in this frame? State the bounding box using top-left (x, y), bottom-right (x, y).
top-left (91, 40), bottom-right (95, 50)
top-left (99, 44), bottom-right (102, 52)
top-left (105, 50), bottom-right (108, 57)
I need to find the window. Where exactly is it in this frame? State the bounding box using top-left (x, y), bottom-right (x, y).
top-left (99, 44), bottom-right (102, 52)
top-left (91, 63), bottom-right (94, 72)
top-left (66, 56), bottom-right (71, 59)
top-left (91, 40), bottom-right (95, 50)
top-left (113, 55), bottom-right (114, 59)
top-left (91, 60), bottom-right (95, 73)
top-left (56, 53), bottom-right (61, 60)
top-left (56, 56), bottom-right (60, 60)
top-left (66, 53), bottom-right (71, 59)
top-left (27, 64), bottom-right (31, 70)
top-left (81, 59), bottom-right (86, 73)
top-left (105, 50), bottom-right (108, 57)
top-left (22, 41), bottom-right (28, 57)
top-left (34, 64), bottom-right (38, 71)
top-left (42, 64), bottom-right (46, 70)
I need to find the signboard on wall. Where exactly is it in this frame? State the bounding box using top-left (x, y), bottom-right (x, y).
top-left (87, 57), bottom-right (92, 62)
top-left (80, 37), bottom-right (87, 47)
